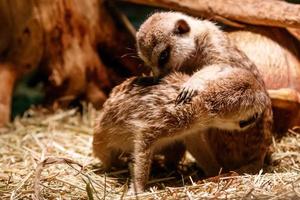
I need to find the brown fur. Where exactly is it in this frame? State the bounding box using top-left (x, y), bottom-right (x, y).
top-left (137, 12), bottom-right (261, 79)
top-left (136, 12), bottom-right (272, 176)
top-left (94, 69), bottom-right (271, 193)
top-left (227, 26), bottom-right (300, 133)
top-left (93, 12), bottom-right (273, 193)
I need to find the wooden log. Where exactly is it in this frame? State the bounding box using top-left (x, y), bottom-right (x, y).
top-left (38, 0), bottom-right (142, 106)
top-left (122, 0), bottom-right (300, 28)
top-left (0, 0), bottom-right (142, 125)
top-left (287, 28), bottom-right (300, 42)
top-left (0, 0), bottom-right (44, 126)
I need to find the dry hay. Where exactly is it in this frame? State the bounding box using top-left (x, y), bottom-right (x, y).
top-left (0, 105), bottom-right (300, 199)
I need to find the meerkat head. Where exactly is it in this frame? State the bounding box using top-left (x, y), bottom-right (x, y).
top-left (136, 12), bottom-right (210, 77)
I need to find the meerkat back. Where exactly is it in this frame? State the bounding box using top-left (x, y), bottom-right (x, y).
top-left (227, 26), bottom-right (300, 91)
top-left (227, 27), bottom-right (300, 133)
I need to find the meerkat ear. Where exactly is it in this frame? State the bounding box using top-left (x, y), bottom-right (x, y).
top-left (174, 19), bottom-right (190, 35)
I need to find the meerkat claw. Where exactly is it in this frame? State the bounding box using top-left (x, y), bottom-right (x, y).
top-left (176, 87), bottom-right (196, 105)
top-left (184, 90), bottom-right (196, 104)
top-left (175, 90), bottom-right (184, 105)
top-left (176, 89), bottom-right (187, 105)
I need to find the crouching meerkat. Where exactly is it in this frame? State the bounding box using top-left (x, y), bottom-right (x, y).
top-left (93, 70), bottom-right (271, 193)
top-left (135, 12), bottom-right (273, 176)
top-left (93, 12), bottom-right (272, 193)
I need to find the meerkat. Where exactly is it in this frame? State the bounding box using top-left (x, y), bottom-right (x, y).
top-left (93, 67), bottom-right (271, 193)
top-left (93, 12), bottom-right (272, 193)
top-left (136, 12), bottom-right (265, 103)
top-left (134, 12), bottom-right (273, 176)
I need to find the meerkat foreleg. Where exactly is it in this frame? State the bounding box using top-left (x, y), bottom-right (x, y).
top-left (176, 64), bottom-right (269, 122)
top-left (176, 64), bottom-right (234, 104)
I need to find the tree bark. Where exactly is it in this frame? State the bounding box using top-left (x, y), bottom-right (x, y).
top-left (0, 0), bottom-right (142, 125)
top-left (287, 28), bottom-right (300, 42)
top-left (122, 0), bottom-right (300, 28)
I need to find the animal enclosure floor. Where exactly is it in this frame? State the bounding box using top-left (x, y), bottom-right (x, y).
top-left (0, 106), bottom-right (300, 199)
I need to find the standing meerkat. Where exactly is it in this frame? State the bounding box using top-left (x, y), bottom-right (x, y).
top-left (135, 12), bottom-right (273, 176)
top-left (93, 12), bottom-right (272, 193)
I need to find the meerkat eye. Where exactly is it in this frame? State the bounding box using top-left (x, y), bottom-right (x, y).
top-left (158, 46), bottom-right (171, 67)
top-left (173, 19), bottom-right (190, 35)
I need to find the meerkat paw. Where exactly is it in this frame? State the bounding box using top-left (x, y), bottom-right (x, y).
top-left (176, 80), bottom-right (200, 105)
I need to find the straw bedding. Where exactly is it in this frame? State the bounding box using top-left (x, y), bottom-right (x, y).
top-left (1, 105), bottom-right (300, 199)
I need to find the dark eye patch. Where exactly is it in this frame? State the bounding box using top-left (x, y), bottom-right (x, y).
top-left (158, 46), bottom-right (171, 68)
